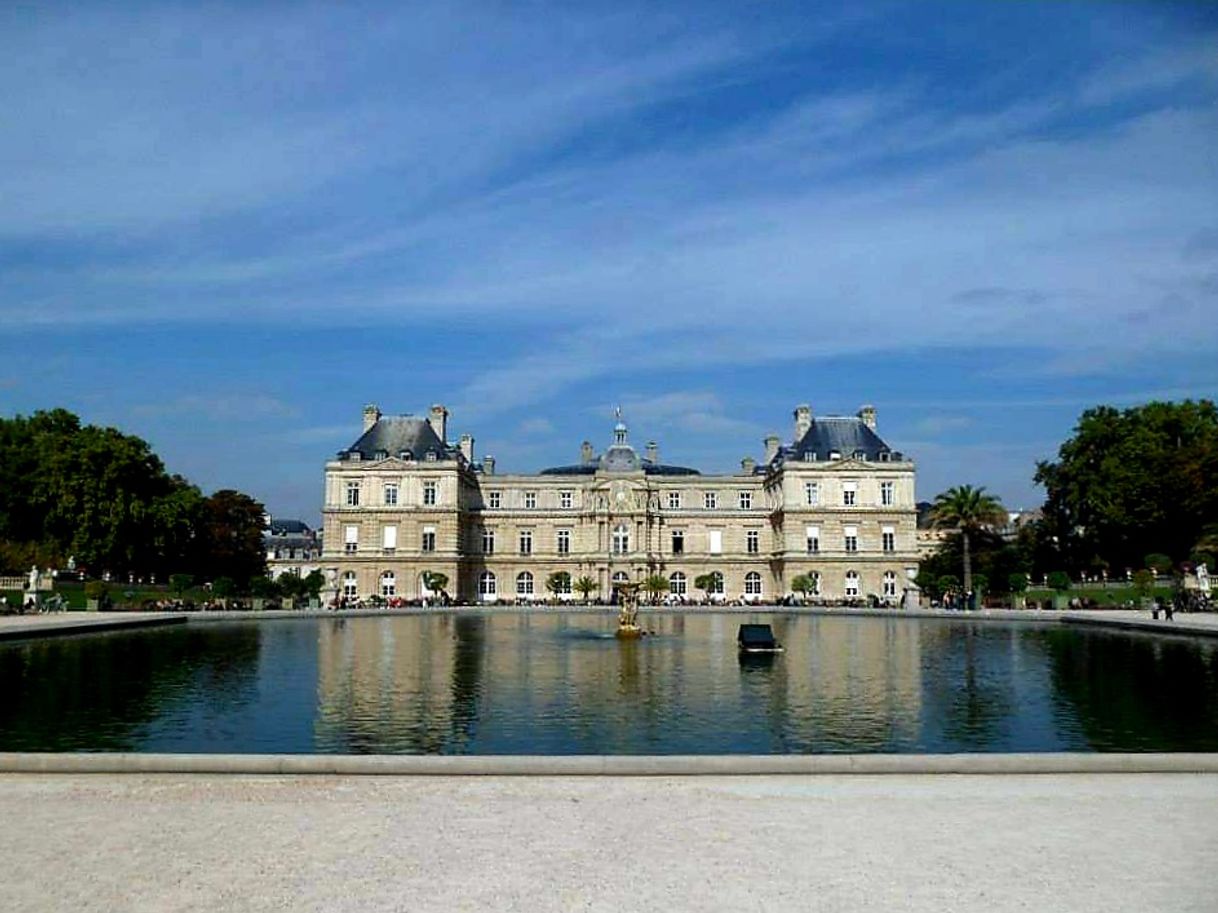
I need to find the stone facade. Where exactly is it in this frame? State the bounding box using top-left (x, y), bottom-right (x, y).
top-left (321, 403), bottom-right (918, 604)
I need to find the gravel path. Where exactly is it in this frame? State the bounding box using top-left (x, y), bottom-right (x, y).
top-left (1, 773), bottom-right (1215, 912)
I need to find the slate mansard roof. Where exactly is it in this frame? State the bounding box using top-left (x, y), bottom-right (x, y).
top-left (784, 417), bottom-right (901, 464)
top-left (339, 416), bottom-right (455, 461)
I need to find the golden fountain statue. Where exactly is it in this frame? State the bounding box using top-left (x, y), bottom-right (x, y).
top-left (615, 581), bottom-right (644, 639)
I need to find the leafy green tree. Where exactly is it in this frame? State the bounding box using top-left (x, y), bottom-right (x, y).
top-left (277, 573), bottom-right (304, 607)
top-left (1035, 400), bottom-right (1218, 573)
top-left (1007, 572), bottom-right (1028, 608)
top-left (573, 575), bottom-right (598, 602)
top-left (169, 574), bottom-right (194, 598)
top-left (790, 574), bottom-right (813, 599)
top-left (249, 576), bottom-right (280, 605)
top-left (1132, 569), bottom-right (1155, 607)
top-left (936, 575), bottom-right (959, 597)
top-left (545, 571), bottom-right (571, 598)
top-left (1145, 553), bottom-right (1173, 575)
top-left (930, 486), bottom-right (1007, 595)
top-left (197, 490), bottom-right (267, 587)
top-left (211, 577), bottom-right (236, 600)
top-left (694, 571), bottom-right (723, 600)
top-left (300, 570), bottom-right (326, 603)
top-left (642, 574), bottom-right (669, 604)
top-left (1047, 571), bottom-right (1071, 593)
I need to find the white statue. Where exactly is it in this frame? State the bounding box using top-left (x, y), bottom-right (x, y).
top-left (26, 565), bottom-right (40, 591)
top-left (1198, 563), bottom-right (1210, 596)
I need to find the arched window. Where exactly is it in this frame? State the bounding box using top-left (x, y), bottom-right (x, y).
top-left (342, 571), bottom-right (358, 598)
top-left (478, 571), bottom-right (496, 598)
top-left (883, 571), bottom-right (897, 597)
top-left (669, 572), bottom-right (686, 595)
top-left (516, 571), bottom-right (534, 597)
top-left (380, 571), bottom-right (396, 597)
top-left (612, 524), bottom-right (630, 555)
top-left (844, 570), bottom-right (860, 597)
top-left (744, 571), bottom-right (763, 597)
top-left (708, 571), bottom-right (724, 595)
top-left (611, 571), bottom-right (630, 585)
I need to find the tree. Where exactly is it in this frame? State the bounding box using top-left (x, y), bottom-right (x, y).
top-left (791, 574), bottom-right (813, 599)
top-left (642, 574), bottom-right (669, 605)
top-left (1132, 569), bottom-right (1155, 608)
top-left (169, 574), bottom-right (194, 598)
top-left (1035, 400), bottom-right (1218, 573)
top-left (1007, 572), bottom-right (1028, 609)
top-left (930, 485), bottom-right (1007, 595)
top-left (694, 571), bottom-right (722, 601)
top-left (573, 575), bottom-right (598, 603)
top-left (300, 570), bottom-right (325, 604)
top-left (545, 571), bottom-right (571, 599)
top-left (211, 577), bottom-right (236, 602)
top-left (249, 576), bottom-right (280, 604)
top-left (197, 490), bottom-right (267, 587)
top-left (1145, 553), bottom-right (1173, 576)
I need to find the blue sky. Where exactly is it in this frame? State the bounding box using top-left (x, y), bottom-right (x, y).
top-left (2, 1), bottom-right (1216, 523)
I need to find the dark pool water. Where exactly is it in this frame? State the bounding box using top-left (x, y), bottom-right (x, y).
top-left (2, 612), bottom-right (1216, 754)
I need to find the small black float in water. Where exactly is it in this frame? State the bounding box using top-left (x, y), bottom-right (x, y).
top-left (737, 623), bottom-right (783, 654)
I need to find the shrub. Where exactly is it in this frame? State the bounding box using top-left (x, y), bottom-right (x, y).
top-left (1047, 571), bottom-right (1072, 592)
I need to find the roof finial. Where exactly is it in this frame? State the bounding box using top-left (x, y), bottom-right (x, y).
top-left (614, 405), bottom-right (622, 421)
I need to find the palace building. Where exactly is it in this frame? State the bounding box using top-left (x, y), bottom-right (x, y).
top-left (320, 403), bottom-right (918, 604)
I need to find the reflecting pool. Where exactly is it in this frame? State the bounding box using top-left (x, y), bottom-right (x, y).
top-left (2, 613), bottom-right (1216, 754)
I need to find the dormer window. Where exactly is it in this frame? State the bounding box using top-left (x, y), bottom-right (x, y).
top-left (828, 451), bottom-right (841, 461)
top-left (348, 451), bottom-right (362, 461)
top-left (854, 450), bottom-right (867, 461)
top-left (803, 451), bottom-right (816, 462)
top-left (878, 451), bottom-right (890, 462)
top-left (375, 450), bottom-right (389, 461)
top-left (425, 450), bottom-right (438, 462)
top-left (400, 449), bottom-right (413, 461)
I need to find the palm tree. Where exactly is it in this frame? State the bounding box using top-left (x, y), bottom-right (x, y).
top-left (930, 485), bottom-right (1006, 597)
top-left (573, 575), bottom-right (598, 603)
top-left (545, 571), bottom-right (571, 600)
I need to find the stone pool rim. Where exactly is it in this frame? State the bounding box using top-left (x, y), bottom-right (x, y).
top-left (3, 751), bottom-right (1218, 775)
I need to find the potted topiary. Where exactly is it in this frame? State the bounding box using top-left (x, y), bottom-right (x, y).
top-left (249, 576), bottom-right (279, 611)
top-left (1047, 571), bottom-right (1072, 610)
top-left (1007, 572), bottom-right (1029, 610)
top-left (84, 580), bottom-right (109, 612)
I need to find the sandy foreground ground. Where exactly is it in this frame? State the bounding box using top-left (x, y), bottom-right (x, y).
top-left (0, 773), bottom-right (1215, 912)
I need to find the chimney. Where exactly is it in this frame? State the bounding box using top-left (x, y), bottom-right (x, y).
top-left (859, 404), bottom-right (876, 430)
top-left (363, 403), bottom-right (381, 433)
top-left (581, 440), bottom-right (595, 464)
top-left (482, 454), bottom-right (495, 475)
top-left (459, 433), bottom-right (474, 462)
top-left (763, 434), bottom-right (780, 464)
top-left (741, 456), bottom-right (756, 474)
top-left (645, 441), bottom-right (658, 464)
top-left (794, 404), bottom-right (812, 440)
top-left (428, 404), bottom-right (449, 443)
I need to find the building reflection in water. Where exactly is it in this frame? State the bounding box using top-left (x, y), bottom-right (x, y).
top-left (311, 612), bottom-right (938, 754)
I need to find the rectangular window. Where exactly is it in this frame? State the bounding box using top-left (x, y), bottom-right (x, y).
top-left (881, 481), bottom-right (894, 506)
top-left (671, 530), bottom-right (684, 555)
top-left (708, 529), bottom-right (723, 555)
top-left (524, 491), bottom-right (537, 509)
top-left (739, 491), bottom-right (753, 510)
top-left (806, 525), bottom-right (820, 554)
top-left (667, 491), bottom-right (681, 510)
top-left (560, 491), bottom-right (573, 509)
top-left (384, 483), bottom-right (398, 506)
top-left (422, 481), bottom-right (437, 506)
top-left (382, 525), bottom-right (397, 553)
top-left (345, 481), bottom-right (361, 507)
top-left (844, 525), bottom-right (858, 553)
top-left (804, 482), bottom-right (819, 506)
top-left (421, 526), bottom-right (436, 552)
top-left (519, 530), bottom-right (532, 555)
top-left (704, 492), bottom-right (718, 510)
top-left (481, 528), bottom-right (495, 555)
top-left (746, 530), bottom-right (760, 554)
top-left (882, 525), bottom-right (895, 553)
top-left (557, 529), bottom-right (571, 554)
top-left (842, 481), bottom-right (857, 507)
top-left (487, 491), bottom-right (501, 509)
top-left (344, 525), bottom-right (358, 554)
